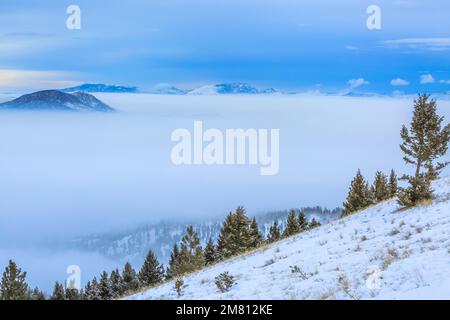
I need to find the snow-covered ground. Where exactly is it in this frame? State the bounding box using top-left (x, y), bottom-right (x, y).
top-left (126, 178), bottom-right (450, 300)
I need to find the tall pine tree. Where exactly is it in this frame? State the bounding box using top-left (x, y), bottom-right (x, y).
top-left (217, 212), bottom-right (235, 259)
top-left (282, 209), bottom-right (300, 237)
top-left (388, 169), bottom-right (398, 198)
top-left (398, 94), bottom-right (450, 206)
top-left (204, 238), bottom-right (218, 265)
top-left (90, 277), bottom-right (101, 300)
top-left (138, 249), bottom-right (164, 287)
top-left (297, 211), bottom-right (308, 232)
top-left (50, 281), bottom-right (65, 300)
top-left (267, 221), bottom-right (281, 243)
top-left (217, 207), bottom-right (254, 258)
top-left (342, 170), bottom-right (373, 216)
top-left (109, 269), bottom-right (122, 298)
top-left (371, 171), bottom-right (389, 202)
top-left (167, 226), bottom-right (205, 277)
top-left (65, 287), bottom-right (80, 300)
top-left (120, 262), bottom-right (140, 294)
top-left (167, 243), bottom-right (180, 278)
top-left (99, 271), bottom-right (112, 300)
top-left (248, 217), bottom-right (263, 248)
top-left (83, 281), bottom-right (93, 300)
top-left (0, 260), bottom-right (29, 300)
top-left (178, 226), bottom-right (205, 274)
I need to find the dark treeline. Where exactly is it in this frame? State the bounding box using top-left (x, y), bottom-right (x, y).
top-left (0, 206), bottom-right (320, 300)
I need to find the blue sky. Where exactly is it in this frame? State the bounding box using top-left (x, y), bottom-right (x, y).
top-left (0, 0), bottom-right (449, 93)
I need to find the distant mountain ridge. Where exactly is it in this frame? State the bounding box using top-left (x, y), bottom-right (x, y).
top-left (60, 82), bottom-right (279, 95)
top-left (187, 83), bottom-right (278, 95)
top-left (20, 83), bottom-right (450, 98)
top-left (145, 84), bottom-right (188, 95)
top-left (61, 83), bottom-right (138, 93)
top-left (0, 90), bottom-right (114, 112)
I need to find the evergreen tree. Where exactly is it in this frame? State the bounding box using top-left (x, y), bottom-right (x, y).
top-left (217, 212), bottom-right (235, 259)
top-left (29, 287), bottom-right (46, 300)
top-left (99, 271), bottom-right (112, 300)
top-left (388, 169), bottom-right (398, 198)
top-left (233, 207), bottom-right (252, 247)
top-left (398, 94), bottom-right (450, 206)
top-left (89, 277), bottom-right (102, 300)
top-left (297, 212), bottom-right (308, 232)
top-left (50, 281), bottom-right (65, 300)
top-left (342, 170), bottom-right (373, 216)
top-left (83, 281), bottom-right (93, 300)
top-left (109, 269), bottom-right (122, 298)
top-left (217, 207), bottom-right (253, 258)
top-left (371, 171), bottom-right (389, 202)
top-left (78, 289), bottom-right (85, 300)
top-left (166, 243), bottom-right (180, 278)
top-left (120, 262), bottom-right (140, 294)
top-left (138, 249), bottom-right (164, 287)
top-left (267, 221), bottom-right (281, 243)
top-left (204, 238), bottom-right (218, 265)
top-left (65, 275), bottom-right (81, 300)
top-left (175, 226), bottom-right (205, 275)
top-left (282, 209), bottom-right (300, 237)
top-left (248, 217), bottom-right (263, 248)
top-left (308, 218), bottom-right (321, 229)
top-left (0, 260), bottom-right (29, 300)
top-left (65, 287), bottom-right (80, 300)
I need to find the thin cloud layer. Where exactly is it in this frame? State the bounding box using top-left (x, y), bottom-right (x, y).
top-left (391, 78), bottom-right (410, 86)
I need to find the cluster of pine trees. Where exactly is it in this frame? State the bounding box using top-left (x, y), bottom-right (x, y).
top-left (167, 206), bottom-right (319, 278)
top-left (342, 169), bottom-right (398, 217)
top-left (1, 206), bottom-right (320, 300)
top-left (0, 253), bottom-right (165, 300)
top-left (342, 94), bottom-right (449, 216)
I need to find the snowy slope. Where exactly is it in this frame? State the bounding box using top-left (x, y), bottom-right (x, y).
top-left (125, 178), bottom-right (450, 300)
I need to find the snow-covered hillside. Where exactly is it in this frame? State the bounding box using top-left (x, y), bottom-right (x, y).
top-left (125, 178), bottom-right (450, 300)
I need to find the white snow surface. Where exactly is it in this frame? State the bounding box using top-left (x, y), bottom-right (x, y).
top-left (125, 178), bottom-right (450, 300)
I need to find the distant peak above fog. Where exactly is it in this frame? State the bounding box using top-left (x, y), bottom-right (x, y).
top-left (61, 83), bottom-right (138, 93)
top-left (59, 82), bottom-right (280, 96)
top-left (187, 83), bottom-right (278, 95)
top-left (0, 90), bottom-right (115, 112)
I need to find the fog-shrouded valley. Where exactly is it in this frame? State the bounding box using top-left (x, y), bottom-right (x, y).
top-left (0, 90), bottom-right (449, 294)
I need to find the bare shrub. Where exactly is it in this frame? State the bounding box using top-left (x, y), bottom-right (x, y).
top-left (174, 278), bottom-right (184, 297)
top-left (290, 265), bottom-right (308, 280)
top-left (388, 228), bottom-right (400, 236)
top-left (382, 247), bottom-right (399, 269)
